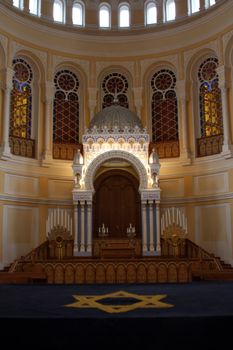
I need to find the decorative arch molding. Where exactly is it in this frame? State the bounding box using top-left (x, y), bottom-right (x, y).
top-left (84, 150), bottom-right (148, 191)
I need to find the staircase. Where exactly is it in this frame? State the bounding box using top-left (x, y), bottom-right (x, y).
top-left (0, 238), bottom-right (233, 284)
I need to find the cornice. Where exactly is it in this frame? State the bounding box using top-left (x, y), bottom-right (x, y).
top-left (0, 2), bottom-right (232, 57)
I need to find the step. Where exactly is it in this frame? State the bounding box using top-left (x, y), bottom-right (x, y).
top-left (202, 271), bottom-right (233, 281)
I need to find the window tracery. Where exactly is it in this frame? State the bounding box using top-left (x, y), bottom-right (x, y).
top-left (102, 72), bottom-right (129, 109)
top-left (198, 57), bottom-right (223, 137)
top-left (10, 58), bottom-right (33, 139)
top-left (53, 70), bottom-right (80, 144)
top-left (151, 69), bottom-right (178, 142)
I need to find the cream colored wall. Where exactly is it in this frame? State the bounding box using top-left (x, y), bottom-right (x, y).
top-left (0, 1), bottom-right (233, 267)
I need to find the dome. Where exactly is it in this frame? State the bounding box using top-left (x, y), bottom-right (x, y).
top-left (90, 105), bottom-right (143, 131)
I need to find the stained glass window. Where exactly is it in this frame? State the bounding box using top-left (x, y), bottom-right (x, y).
top-left (10, 58), bottom-right (33, 139)
top-left (53, 70), bottom-right (79, 144)
top-left (151, 69), bottom-right (178, 142)
top-left (198, 57), bottom-right (223, 137)
top-left (102, 72), bottom-right (129, 109)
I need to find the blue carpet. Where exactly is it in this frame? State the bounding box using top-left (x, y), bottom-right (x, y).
top-left (0, 281), bottom-right (232, 348)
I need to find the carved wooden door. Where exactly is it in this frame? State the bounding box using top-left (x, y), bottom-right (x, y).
top-left (93, 170), bottom-right (141, 238)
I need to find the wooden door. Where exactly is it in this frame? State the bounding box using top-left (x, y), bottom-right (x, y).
top-left (93, 170), bottom-right (141, 238)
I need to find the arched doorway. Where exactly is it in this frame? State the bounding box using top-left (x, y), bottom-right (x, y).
top-left (93, 169), bottom-right (141, 238)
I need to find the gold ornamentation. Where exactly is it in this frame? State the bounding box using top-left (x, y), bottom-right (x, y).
top-left (162, 223), bottom-right (187, 257)
top-left (65, 290), bottom-right (173, 314)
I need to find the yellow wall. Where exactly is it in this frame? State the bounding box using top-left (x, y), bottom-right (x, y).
top-left (0, 1), bottom-right (233, 267)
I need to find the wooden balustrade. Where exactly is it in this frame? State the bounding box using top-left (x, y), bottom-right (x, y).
top-left (150, 141), bottom-right (179, 158)
top-left (9, 136), bottom-right (35, 158)
top-left (197, 134), bottom-right (223, 157)
top-left (53, 143), bottom-right (82, 160)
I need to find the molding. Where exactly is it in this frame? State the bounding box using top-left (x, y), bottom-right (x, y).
top-left (1, 191), bottom-right (233, 207)
top-left (12, 41), bottom-right (47, 67)
top-left (4, 173), bottom-right (40, 197)
top-left (84, 150), bottom-right (148, 190)
top-left (2, 204), bottom-right (39, 266)
top-left (161, 191), bottom-right (233, 205)
top-left (96, 61), bottom-right (135, 78)
top-left (193, 172), bottom-right (229, 196)
top-left (194, 202), bottom-right (232, 262)
top-left (0, 33), bottom-right (8, 57)
top-left (0, 194), bottom-right (73, 205)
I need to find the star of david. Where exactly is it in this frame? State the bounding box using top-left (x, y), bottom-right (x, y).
top-left (65, 291), bottom-right (173, 313)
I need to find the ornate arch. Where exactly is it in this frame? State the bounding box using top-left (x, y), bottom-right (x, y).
top-left (84, 150), bottom-right (148, 191)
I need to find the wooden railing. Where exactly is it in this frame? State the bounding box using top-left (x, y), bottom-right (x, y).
top-left (8, 240), bottom-right (49, 273)
top-left (53, 143), bottom-right (82, 160)
top-left (197, 134), bottom-right (223, 157)
top-left (150, 141), bottom-right (179, 158)
top-left (9, 136), bottom-right (35, 158)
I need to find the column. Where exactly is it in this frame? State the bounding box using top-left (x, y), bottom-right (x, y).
top-left (80, 201), bottom-right (85, 252)
top-left (87, 202), bottom-right (92, 253)
top-left (88, 88), bottom-right (97, 121)
top-left (141, 201), bottom-right (148, 253)
top-left (133, 87), bottom-right (143, 119)
top-left (156, 202), bottom-right (161, 253)
top-left (149, 201), bottom-right (154, 252)
top-left (24, 0), bottom-right (30, 12)
top-left (0, 68), bottom-right (14, 159)
top-left (177, 80), bottom-right (191, 164)
top-left (73, 205), bottom-right (78, 255)
top-left (42, 81), bottom-right (54, 164)
top-left (217, 66), bottom-right (233, 158)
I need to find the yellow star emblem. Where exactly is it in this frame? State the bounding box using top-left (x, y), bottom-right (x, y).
top-left (65, 291), bottom-right (173, 313)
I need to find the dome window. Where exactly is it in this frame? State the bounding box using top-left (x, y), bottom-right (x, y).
top-left (13, 0), bottom-right (23, 10)
top-left (119, 3), bottom-right (130, 28)
top-left (145, 1), bottom-right (157, 25)
top-left (53, 0), bottom-right (65, 23)
top-left (188, 0), bottom-right (200, 15)
top-left (99, 4), bottom-right (111, 28)
top-left (29, 0), bottom-right (41, 16)
top-left (165, 0), bottom-right (176, 22)
top-left (72, 1), bottom-right (84, 26)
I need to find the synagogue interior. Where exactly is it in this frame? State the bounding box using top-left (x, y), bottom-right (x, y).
top-left (0, 0), bottom-right (233, 285)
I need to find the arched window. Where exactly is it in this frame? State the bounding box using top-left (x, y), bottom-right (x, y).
top-left (196, 57), bottom-right (223, 156)
top-left (151, 69), bottom-right (179, 158)
top-left (188, 0), bottom-right (200, 14)
top-left (101, 73), bottom-right (129, 109)
top-left (165, 0), bottom-right (176, 22)
top-left (145, 1), bottom-right (157, 25)
top-left (53, 70), bottom-right (80, 160)
top-left (119, 3), bottom-right (130, 28)
top-left (53, 0), bottom-right (65, 23)
top-left (29, 0), bottom-right (41, 16)
top-left (198, 58), bottom-right (223, 137)
top-left (10, 58), bottom-right (35, 158)
top-left (72, 1), bottom-right (84, 26)
top-left (13, 0), bottom-right (24, 10)
top-left (205, 0), bottom-right (216, 8)
top-left (99, 4), bottom-right (111, 28)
